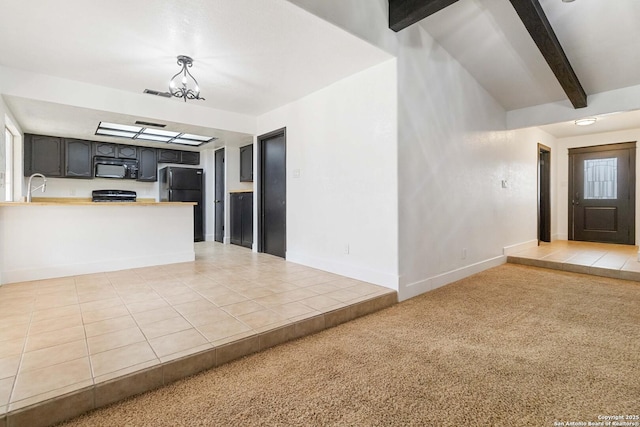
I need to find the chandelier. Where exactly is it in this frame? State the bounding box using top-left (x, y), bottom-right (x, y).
top-left (169, 55), bottom-right (205, 102)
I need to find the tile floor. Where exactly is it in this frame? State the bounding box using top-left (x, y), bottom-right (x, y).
top-left (508, 240), bottom-right (640, 280)
top-left (0, 242), bottom-right (396, 426)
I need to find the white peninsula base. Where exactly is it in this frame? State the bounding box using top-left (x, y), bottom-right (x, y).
top-left (0, 202), bottom-right (195, 285)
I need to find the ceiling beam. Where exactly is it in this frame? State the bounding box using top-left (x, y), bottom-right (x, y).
top-left (508, 0), bottom-right (587, 108)
top-left (389, 0), bottom-right (459, 32)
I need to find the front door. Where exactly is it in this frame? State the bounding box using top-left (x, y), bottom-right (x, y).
top-left (214, 148), bottom-right (225, 243)
top-left (259, 129), bottom-right (286, 258)
top-left (568, 142), bottom-right (636, 244)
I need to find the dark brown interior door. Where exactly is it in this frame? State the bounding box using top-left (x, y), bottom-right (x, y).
top-left (214, 148), bottom-right (225, 243)
top-left (259, 129), bottom-right (286, 258)
top-left (569, 142), bottom-right (636, 245)
top-left (539, 144), bottom-right (551, 243)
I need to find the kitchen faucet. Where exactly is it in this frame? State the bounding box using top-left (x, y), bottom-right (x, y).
top-left (27, 173), bottom-right (47, 202)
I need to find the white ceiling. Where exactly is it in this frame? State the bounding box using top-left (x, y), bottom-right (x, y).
top-left (1, 0), bottom-right (639, 141)
top-left (420, 0), bottom-right (640, 111)
top-left (0, 0), bottom-right (391, 116)
top-left (0, 0), bottom-right (391, 147)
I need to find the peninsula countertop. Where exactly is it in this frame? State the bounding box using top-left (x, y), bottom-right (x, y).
top-left (0, 201), bottom-right (196, 206)
top-left (0, 197), bottom-right (196, 206)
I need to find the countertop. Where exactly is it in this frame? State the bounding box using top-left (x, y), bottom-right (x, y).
top-left (0, 200), bottom-right (196, 206)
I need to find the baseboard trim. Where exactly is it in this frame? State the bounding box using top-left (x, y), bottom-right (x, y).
top-left (285, 251), bottom-right (398, 291)
top-left (503, 239), bottom-right (538, 256)
top-left (400, 255), bottom-right (506, 301)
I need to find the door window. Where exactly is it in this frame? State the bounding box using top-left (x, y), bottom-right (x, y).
top-left (584, 157), bottom-right (617, 200)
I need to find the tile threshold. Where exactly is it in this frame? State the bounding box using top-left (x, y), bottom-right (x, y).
top-left (0, 291), bottom-right (397, 427)
top-left (507, 255), bottom-right (640, 282)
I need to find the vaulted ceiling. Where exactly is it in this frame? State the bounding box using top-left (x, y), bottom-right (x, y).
top-left (1, 0), bottom-right (639, 142)
top-left (415, 0), bottom-right (640, 112)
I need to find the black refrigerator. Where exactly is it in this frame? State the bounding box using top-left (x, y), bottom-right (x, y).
top-left (159, 167), bottom-right (204, 242)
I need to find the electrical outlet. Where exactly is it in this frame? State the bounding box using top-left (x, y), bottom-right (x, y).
top-left (462, 248), bottom-right (467, 259)
top-left (344, 244), bottom-right (350, 255)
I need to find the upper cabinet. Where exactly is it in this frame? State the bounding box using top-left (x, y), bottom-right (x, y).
top-left (24, 133), bottom-right (199, 182)
top-left (117, 145), bottom-right (137, 159)
top-left (180, 151), bottom-right (200, 165)
top-left (24, 134), bottom-right (64, 177)
top-left (64, 139), bottom-right (93, 178)
top-left (94, 142), bottom-right (117, 158)
top-left (157, 149), bottom-right (180, 164)
top-left (158, 149), bottom-right (200, 165)
top-left (94, 143), bottom-right (138, 159)
top-left (239, 144), bottom-right (253, 182)
top-left (137, 147), bottom-right (158, 182)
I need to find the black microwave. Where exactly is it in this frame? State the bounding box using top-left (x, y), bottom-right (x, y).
top-left (94, 157), bottom-right (139, 179)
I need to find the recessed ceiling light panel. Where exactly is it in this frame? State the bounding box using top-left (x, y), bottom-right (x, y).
top-left (95, 121), bottom-right (216, 146)
top-left (142, 128), bottom-right (180, 138)
top-left (96, 129), bottom-right (139, 138)
top-left (99, 122), bottom-right (142, 133)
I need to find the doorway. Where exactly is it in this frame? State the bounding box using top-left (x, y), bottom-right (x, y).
top-left (214, 148), bottom-right (225, 243)
top-left (538, 144), bottom-right (551, 243)
top-left (258, 128), bottom-right (286, 258)
top-left (568, 142), bottom-right (636, 245)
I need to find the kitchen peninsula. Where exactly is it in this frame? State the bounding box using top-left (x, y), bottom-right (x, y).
top-left (0, 200), bottom-right (196, 285)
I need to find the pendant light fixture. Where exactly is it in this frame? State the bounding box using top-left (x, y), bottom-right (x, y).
top-left (169, 55), bottom-right (205, 102)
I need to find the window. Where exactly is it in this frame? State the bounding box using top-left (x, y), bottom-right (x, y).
top-left (3, 127), bottom-right (13, 201)
top-left (584, 157), bottom-right (617, 200)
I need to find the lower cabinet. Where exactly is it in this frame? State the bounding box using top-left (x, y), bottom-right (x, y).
top-left (230, 192), bottom-right (253, 248)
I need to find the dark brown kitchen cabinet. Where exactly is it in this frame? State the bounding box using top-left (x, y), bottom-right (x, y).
top-left (64, 139), bottom-right (93, 178)
top-left (180, 151), bottom-right (200, 165)
top-left (137, 147), bottom-right (157, 182)
top-left (24, 134), bottom-right (64, 177)
top-left (117, 145), bottom-right (137, 159)
top-left (158, 149), bottom-right (181, 164)
top-left (158, 149), bottom-right (200, 165)
top-left (94, 142), bottom-right (116, 157)
top-left (230, 192), bottom-right (253, 248)
top-left (94, 142), bottom-right (137, 159)
top-left (239, 144), bottom-right (253, 182)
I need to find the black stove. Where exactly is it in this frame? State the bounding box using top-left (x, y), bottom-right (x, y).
top-left (92, 190), bottom-right (137, 202)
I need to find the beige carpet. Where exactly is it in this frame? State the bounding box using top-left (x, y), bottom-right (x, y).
top-left (59, 264), bottom-right (640, 427)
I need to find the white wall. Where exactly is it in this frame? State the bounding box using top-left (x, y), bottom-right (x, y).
top-left (555, 128), bottom-right (640, 243)
top-left (28, 177), bottom-right (157, 201)
top-left (257, 60), bottom-right (399, 289)
top-left (287, 0), bottom-right (551, 300)
top-left (395, 26), bottom-right (554, 299)
top-left (0, 203), bottom-right (194, 284)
